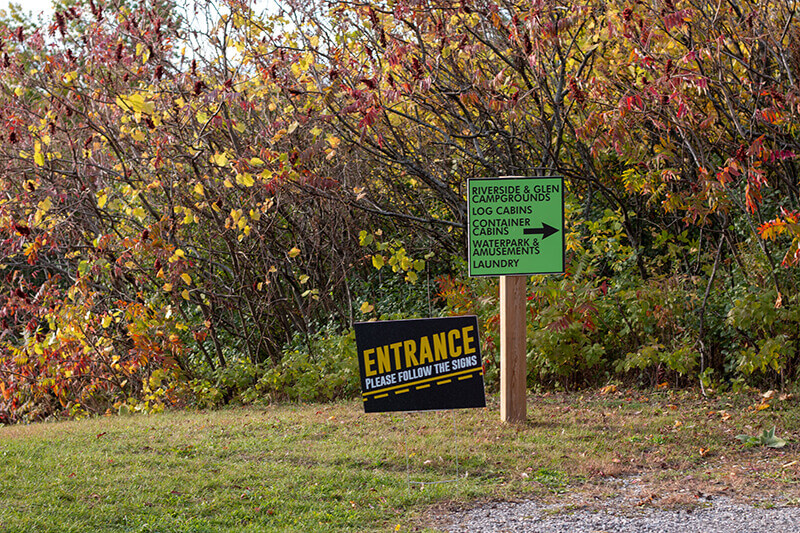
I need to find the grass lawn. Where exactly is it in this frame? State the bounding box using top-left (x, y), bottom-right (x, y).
top-left (0, 388), bottom-right (798, 532)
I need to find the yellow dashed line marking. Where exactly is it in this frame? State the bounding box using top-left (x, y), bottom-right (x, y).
top-left (363, 368), bottom-right (485, 402)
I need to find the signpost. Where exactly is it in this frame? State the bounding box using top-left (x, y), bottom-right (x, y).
top-left (467, 176), bottom-right (565, 423)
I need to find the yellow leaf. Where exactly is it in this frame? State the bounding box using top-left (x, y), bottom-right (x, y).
top-left (288, 246), bottom-right (301, 258)
top-left (116, 93), bottom-right (155, 115)
top-left (360, 301), bottom-right (374, 314)
top-left (34, 143), bottom-right (45, 167)
top-left (131, 129), bottom-right (146, 142)
top-left (181, 289), bottom-right (190, 300)
top-left (194, 182), bottom-right (205, 196)
top-left (97, 193), bottom-right (108, 208)
top-left (38, 197), bottom-right (52, 213)
top-left (372, 254), bottom-right (385, 269)
top-left (600, 384), bottom-right (617, 395)
top-left (181, 273), bottom-right (192, 285)
top-left (163, 283), bottom-right (173, 292)
top-left (236, 172), bottom-right (255, 187)
top-left (298, 274), bottom-right (310, 284)
top-left (249, 157), bottom-right (265, 167)
top-left (213, 152), bottom-right (229, 167)
top-left (287, 121), bottom-right (299, 134)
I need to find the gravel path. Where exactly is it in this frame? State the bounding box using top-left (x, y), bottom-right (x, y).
top-left (433, 478), bottom-right (800, 532)
top-left (438, 498), bottom-right (800, 532)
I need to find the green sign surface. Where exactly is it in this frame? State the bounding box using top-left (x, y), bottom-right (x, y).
top-left (467, 176), bottom-right (565, 276)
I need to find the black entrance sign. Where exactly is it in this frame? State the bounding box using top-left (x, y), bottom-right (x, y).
top-left (355, 316), bottom-right (486, 413)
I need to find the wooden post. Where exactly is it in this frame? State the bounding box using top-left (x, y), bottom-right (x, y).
top-left (500, 275), bottom-right (527, 423)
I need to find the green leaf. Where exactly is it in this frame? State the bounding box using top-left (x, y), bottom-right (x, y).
top-left (358, 231), bottom-right (373, 246)
top-left (736, 427), bottom-right (787, 448)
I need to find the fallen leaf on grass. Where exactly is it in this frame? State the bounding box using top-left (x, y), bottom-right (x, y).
top-left (636, 493), bottom-right (658, 506)
top-left (752, 401), bottom-right (770, 411)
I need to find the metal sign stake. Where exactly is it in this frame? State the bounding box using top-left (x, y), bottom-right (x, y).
top-left (404, 410), bottom-right (461, 488)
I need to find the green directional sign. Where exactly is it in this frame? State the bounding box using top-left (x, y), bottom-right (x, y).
top-left (467, 176), bottom-right (565, 277)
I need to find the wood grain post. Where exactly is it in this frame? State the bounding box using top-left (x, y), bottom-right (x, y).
top-left (500, 275), bottom-right (527, 423)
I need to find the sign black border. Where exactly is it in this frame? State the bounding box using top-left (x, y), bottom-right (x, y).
top-left (355, 316), bottom-right (486, 413)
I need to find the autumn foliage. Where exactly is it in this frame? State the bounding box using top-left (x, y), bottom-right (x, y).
top-left (2, 0), bottom-right (800, 422)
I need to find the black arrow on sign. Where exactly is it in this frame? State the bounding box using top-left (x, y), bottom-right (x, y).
top-left (523, 222), bottom-right (559, 240)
